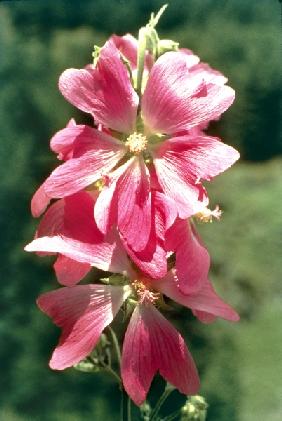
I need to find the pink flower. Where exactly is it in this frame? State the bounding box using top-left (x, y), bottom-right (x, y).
top-left (26, 187), bottom-right (210, 290)
top-left (33, 40), bottom-right (238, 252)
top-left (26, 189), bottom-right (171, 280)
top-left (36, 267), bottom-right (238, 405)
top-left (26, 191), bottom-right (131, 286)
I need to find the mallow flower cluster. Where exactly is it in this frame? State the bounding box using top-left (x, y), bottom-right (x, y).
top-left (25, 12), bottom-right (240, 407)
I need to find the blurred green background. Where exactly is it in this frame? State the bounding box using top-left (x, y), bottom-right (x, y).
top-left (0, 0), bottom-right (281, 420)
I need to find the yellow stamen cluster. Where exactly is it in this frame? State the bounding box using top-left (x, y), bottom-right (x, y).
top-left (126, 132), bottom-right (148, 154)
top-left (132, 280), bottom-right (160, 304)
top-left (195, 205), bottom-right (222, 223)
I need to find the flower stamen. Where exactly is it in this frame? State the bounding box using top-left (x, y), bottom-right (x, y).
top-left (195, 205), bottom-right (222, 223)
top-left (131, 280), bottom-right (160, 304)
top-left (126, 132), bottom-right (147, 154)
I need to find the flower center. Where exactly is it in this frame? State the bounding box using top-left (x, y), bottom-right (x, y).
top-left (131, 280), bottom-right (160, 304)
top-left (126, 132), bottom-right (148, 154)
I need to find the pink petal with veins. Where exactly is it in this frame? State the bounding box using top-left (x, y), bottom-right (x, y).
top-left (50, 118), bottom-right (77, 160)
top-left (117, 157), bottom-right (151, 252)
top-left (142, 51), bottom-right (234, 134)
top-left (31, 183), bottom-right (52, 218)
top-left (26, 191), bottom-right (130, 277)
top-left (59, 41), bottom-right (138, 133)
top-left (121, 303), bottom-right (200, 405)
top-left (154, 134), bottom-right (239, 218)
top-left (53, 255), bottom-right (91, 286)
top-left (157, 271), bottom-right (239, 322)
top-left (166, 219), bottom-right (210, 294)
top-left (37, 284), bottom-right (129, 369)
top-left (120, 231), bottom-right (167, 280)
top-left (44, 129), bottom-right (125, 199)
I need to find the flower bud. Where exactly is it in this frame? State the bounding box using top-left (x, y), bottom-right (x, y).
top-left (181, 395), bottom-right (208, 421)
top-left (158, 39), bottom-right (179, 54)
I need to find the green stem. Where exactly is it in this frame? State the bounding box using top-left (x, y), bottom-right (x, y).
top-left (120, 387), bottom-right (124, 421)
top-left (127, 394), bottom-right (132, 421)
top-left (87, 356), bottom-right (121, 384)
top-left (108, 326), bottom-right (121, 364)
top-left (162, 409), bottom-right (181, 421)
top-left (102, 362), bottom-right (122, 384)
top-left (150, 385), bottom-right (175, 421)
top-left (136, 27), bottom-right (147, 100)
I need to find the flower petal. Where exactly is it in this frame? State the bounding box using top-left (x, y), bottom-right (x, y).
top-left (59, 41), bottom-right (138, 133)
top-left (37, 284), bottom-right (130, 369)
top-left (36, 199), bottom-right (65, 238)
top-left (117, 157), bottom-right (151, 252)
top-left (24, 234), bottom-right (123, 273)
top-left (189, 62), bottom-right (228, 85)
top-left (154, 135), bottom-right (239, 218)
top-left (111, 33), bottom-right (153, 71)
top-left (27, 191), bottom-right (131, 276)
top-left (94, 164), bottom-right (126, 235)
top-left (53, 255), bottom-right (91, 287)
top-left (62, 191), bottom-right (103, 243)
top-left (157, 271), bottom-right (240, 322)
top-left (166, 219), bottom-right (210, 294)
top-left (153, 191), bottom-right (178, 240)
top-left (44, 129), bottom-right (125, 199)
top-left (31, 183), bottom-right (52, 218)
top-left (120, 232), bottom-right (167, 280)
top-left (192, 310), bottom-right (216, 324)
top-left (142, 51), bottom-right (235, 134)
top-left (121, 303), bottom-right (199, 405)
top-left (50, 118), bottom-right (78, 160)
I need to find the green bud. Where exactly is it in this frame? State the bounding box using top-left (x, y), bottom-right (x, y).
top-left (180, 396), bottom-right (208, 421)
top-left (92, 45), bottom-right (101, 66)
top-left (158, 39), bottom-right (179, 54)
top-left (140, 401), bottom-right (151, 420)
top-left (73, 358), bottom-right (101, 373)
top-left (190, 395), bottom-right (208, 411)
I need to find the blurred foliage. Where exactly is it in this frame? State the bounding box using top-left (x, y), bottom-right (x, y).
top-left (0, 0), bottom-right (281, 420)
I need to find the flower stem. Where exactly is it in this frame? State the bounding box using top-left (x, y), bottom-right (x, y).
top-left (120, 387), bottom-right (124, 421)
top-left (150, 384), bottom-right (175, 421)
top-left (87, 356), bottom-right (121, 384)
top-left (162, 409), bottom-right (181, 421)
top-left (108, 326), bottom-right (121, 364)
top-left (127, 394), bottom-right (132, 421)
top-left (136, 27), bottom-right (147, 99)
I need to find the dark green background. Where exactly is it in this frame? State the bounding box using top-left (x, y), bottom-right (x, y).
top-left (0, 1), bottom-right (281, 420)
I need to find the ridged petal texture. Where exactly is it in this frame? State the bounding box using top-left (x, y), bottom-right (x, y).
top-left (142, 50), bottom-right (235, 134)
top-left (95, 157), bottom-right (152, 253)
top-left (121, 303), bottom-right (200, 405)
top-left (37, 284), bottom-right (129, 369)
top-left (154, 135), bottom-right (239, 218)
top-left (44, 126), bottom-right (126, 199)
top-left (59, 41), bottom-right (138, 133)
top-left (157, 271), bottom-right (240, 323)
top-left (25, 192), bottom-right (130, 284)
top-left (166, 219), bottom-right (210, 294)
